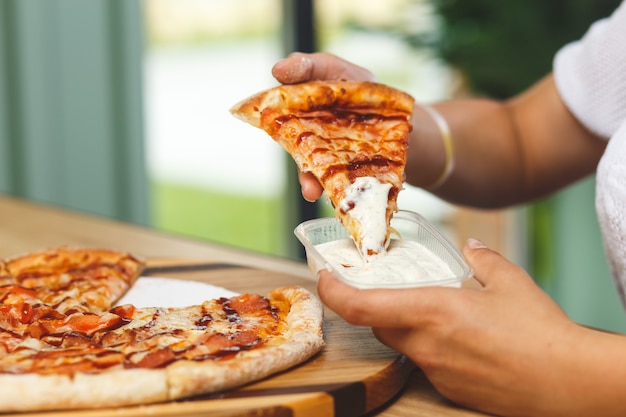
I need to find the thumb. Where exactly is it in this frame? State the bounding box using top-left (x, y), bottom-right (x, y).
top-left (462, 238), bottom-right (530, 288)
top-left (272, 52), bottom-right (376, 84)
top-left (272, 53), bottom-right (314, 84)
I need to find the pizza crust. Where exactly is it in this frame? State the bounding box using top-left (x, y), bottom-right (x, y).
top-left (4, 247), bottom-right (146, 279)
top-left (230, 80), bottom-right (415, 128)
top-left (0, 369), bottom-right (167, 412)
top-left (167, 286), bottom-right (325, 399)
top-left (0, 285), bottom-right (324, 412)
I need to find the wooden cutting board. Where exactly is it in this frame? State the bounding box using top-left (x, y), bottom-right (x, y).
top-left (8, 260), bottom-right (415, 417)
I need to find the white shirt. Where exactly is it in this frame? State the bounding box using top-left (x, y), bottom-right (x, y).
top-left (553, 1), bottom-right (626, 303)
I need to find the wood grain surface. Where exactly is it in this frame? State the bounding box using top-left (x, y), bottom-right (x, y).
top-left (4, 261), bottom-right (414, 417)
top-left (0, 195), bottom-right (496, 417)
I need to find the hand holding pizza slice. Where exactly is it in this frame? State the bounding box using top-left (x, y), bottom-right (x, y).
top-left (231, 81), bottom-right (415, 261)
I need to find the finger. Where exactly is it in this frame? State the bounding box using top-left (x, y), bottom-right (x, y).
top-left (316, 269), bottom-right (459, 328)
top-left (462, 238), bottom-right (532, 288)
top-left (272, 53), bottom-right (314, 84)
top-left (272, 52), bottom-right (376, 84)
top-left (298, 171), bottom-right (323, 202)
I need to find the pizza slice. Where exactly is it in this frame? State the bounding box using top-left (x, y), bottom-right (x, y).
top-left (230, 80), bottom-right (414, 261)
top-left (4, 247), bottom-right (144, 314)
top-left (1, 248), bottom-right (145, 359)
top-left (0, 283), bottom-right (324, 412)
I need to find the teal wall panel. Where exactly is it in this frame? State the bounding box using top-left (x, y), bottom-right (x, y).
top-left (541, 177), bottom-right (626, 332)
top-left (0, 0), bottom-right (148, 225)
top-left (0, 4), bottom-right (11, 192)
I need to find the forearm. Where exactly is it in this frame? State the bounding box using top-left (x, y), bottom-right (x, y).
top-left (407, 75), bottom-right (606, 208)
top-left (492, 324), bottom-right (626, 417)
top-left (539, 325), bottom-right (626, 417)
top-left (408, 98), bottom-right (524, 207)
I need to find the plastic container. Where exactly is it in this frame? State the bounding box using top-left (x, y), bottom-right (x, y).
top-left (294, 210), bottom-right (472, 289)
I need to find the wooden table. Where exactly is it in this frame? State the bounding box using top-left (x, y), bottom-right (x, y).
top-left (0, 195), bottom-right (494, 417)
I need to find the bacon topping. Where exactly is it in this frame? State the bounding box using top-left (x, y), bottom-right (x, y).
top-left (0, 249), bottom-right (288, 376)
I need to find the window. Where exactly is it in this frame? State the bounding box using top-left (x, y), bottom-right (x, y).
top-left (142, 0), bottom-right (518, 262)
top-left (143, 0), bottom-right (290, 256)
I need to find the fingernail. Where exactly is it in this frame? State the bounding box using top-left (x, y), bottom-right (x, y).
top-left (466, 238), bottom-right (487, 249)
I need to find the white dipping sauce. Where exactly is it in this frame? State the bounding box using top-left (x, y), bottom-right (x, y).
top-left (338, 177), bottom-right (392, 261)
top-left (315, 238), bottom-right (455, 287)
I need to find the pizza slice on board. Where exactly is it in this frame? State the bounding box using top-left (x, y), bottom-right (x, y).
top-left (0, 247), bottom-right (325, 412)
top-left (3, 247), bottom-right (144, 314)
top-left (231, 80), bottom-right (415, 261)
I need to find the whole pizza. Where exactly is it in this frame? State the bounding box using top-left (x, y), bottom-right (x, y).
top-left (0, 247), bottom-right (325, 412)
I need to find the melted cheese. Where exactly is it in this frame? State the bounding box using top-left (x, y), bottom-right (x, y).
top-left (315, 238), bottom-right (455, 288)
top-left (339, 176), bottom-right (391, 261)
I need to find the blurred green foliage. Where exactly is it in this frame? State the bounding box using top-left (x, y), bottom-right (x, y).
top-left (425, 0), bottom-right (621, 98)
top-left (151, 181), bottom-right (284, 256)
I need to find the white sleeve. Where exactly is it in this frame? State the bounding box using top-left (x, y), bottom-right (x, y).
top-left (553, 1), bottom-right (626, 139)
